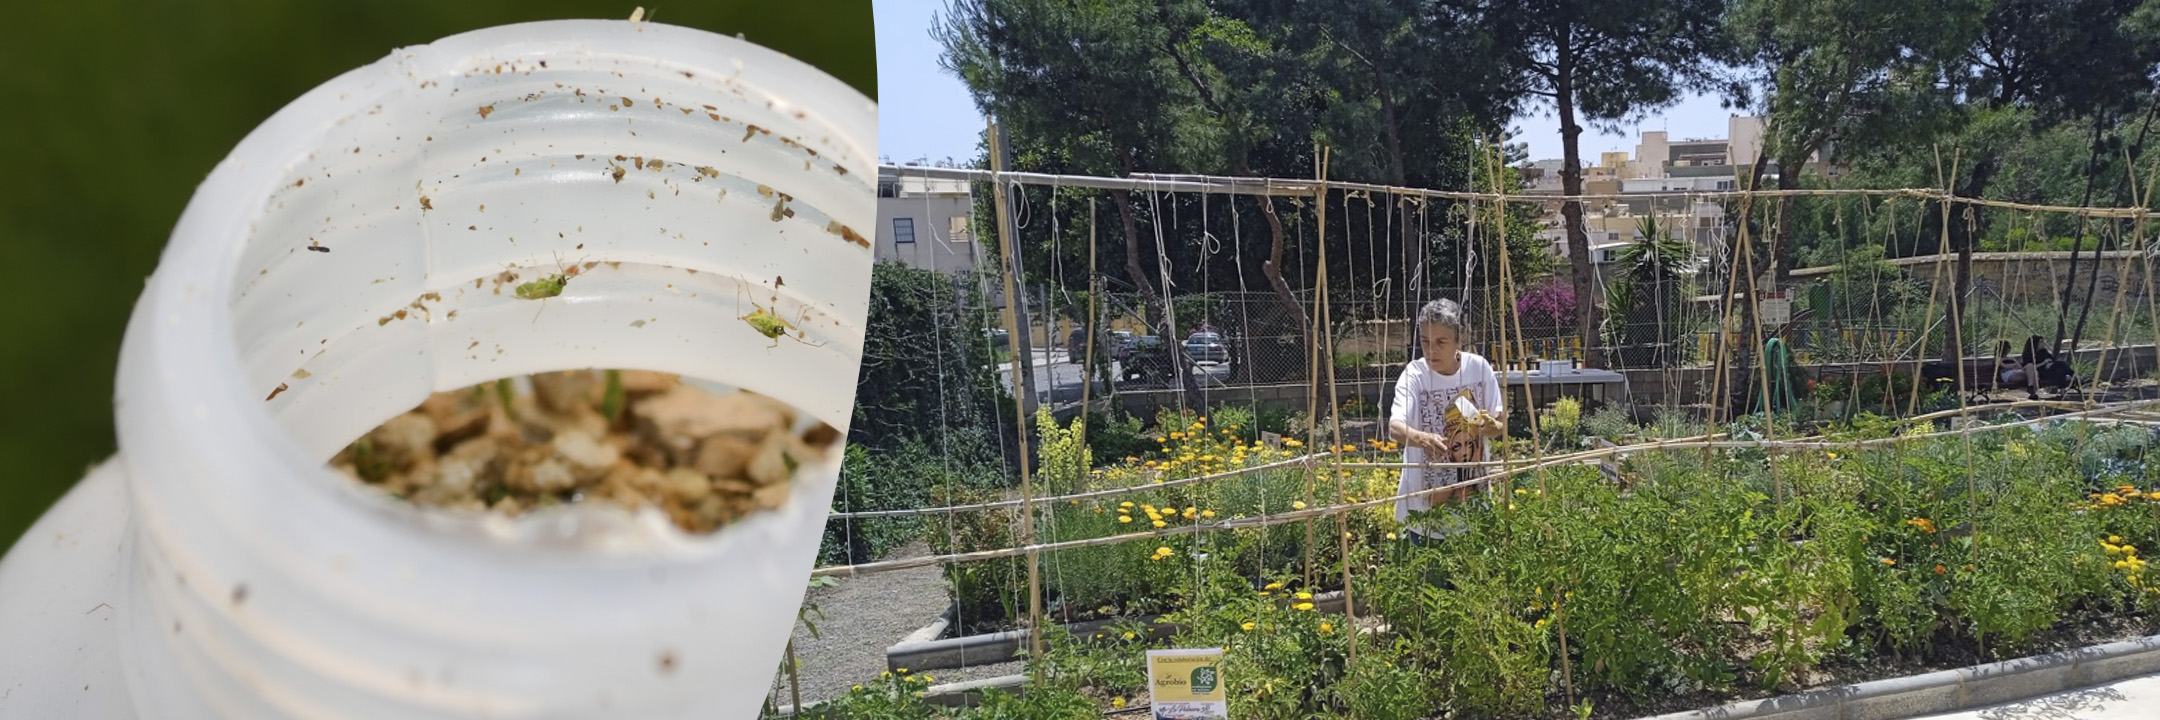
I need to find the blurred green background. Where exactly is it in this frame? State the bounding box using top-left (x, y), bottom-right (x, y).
top-left (0, 1), bottom-right (876, 555)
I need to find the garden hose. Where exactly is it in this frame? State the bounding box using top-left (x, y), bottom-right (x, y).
top-left (1758, 337), bottom-right (1798, 414)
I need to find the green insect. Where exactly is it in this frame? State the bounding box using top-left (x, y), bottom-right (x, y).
top-left (738, 274), bottom-right (824, 349)
top-left (511, 253), bottom-right (587, 323)
top-left (514, 272), bottom-right (567, 300)
top-left (514, 253), bottom-right (584, 299)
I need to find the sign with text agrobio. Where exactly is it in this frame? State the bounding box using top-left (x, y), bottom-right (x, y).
top-left (1145, 648), bottom-right (1228, 719)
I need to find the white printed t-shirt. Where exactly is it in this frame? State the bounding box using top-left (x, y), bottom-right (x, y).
top-left (1388, 352), bottom-right (1503, 534)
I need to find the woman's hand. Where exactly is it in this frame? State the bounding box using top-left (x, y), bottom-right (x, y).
top-left (1478, 409), bottom-right (1508, 438)
top-left (1409, 430), bottom-right (1450, 455)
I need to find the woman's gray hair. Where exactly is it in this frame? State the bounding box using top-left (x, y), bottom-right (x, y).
top-left (1417, 298), bottom-right (1468, 337)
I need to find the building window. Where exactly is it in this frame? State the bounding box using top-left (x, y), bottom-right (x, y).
top-left (950, 215), bottom-right (970, 242)
top-left (878, 180), bottom-right (899, 198)
top-left (893, 217), bottom-right (916, 244)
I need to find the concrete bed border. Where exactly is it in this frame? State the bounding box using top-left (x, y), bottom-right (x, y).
top-left (1631, 632), bottom-right (2160, 720)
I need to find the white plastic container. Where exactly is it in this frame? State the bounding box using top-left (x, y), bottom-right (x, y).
top-left (0, 19), bottom-right (874, 720)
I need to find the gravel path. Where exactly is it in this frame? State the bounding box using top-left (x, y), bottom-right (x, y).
top-left (766, 540), bottom-right (1026, 709)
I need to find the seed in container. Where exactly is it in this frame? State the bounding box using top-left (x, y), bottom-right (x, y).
top-left (329, 369), bottom-right (840, 535)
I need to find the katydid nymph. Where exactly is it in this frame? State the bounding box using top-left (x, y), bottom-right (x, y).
top-left (737, 274), bottom-right (823, 349)
top-left (512, 253), bottom-right (589, 323)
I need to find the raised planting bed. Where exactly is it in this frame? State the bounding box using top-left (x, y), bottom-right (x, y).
top-left (885, 590), bottom-right (1365, 672)
top-left (774, 630), bottom-right (2160, 719)
top-left (1632, 632), bottom-right (2160, 720)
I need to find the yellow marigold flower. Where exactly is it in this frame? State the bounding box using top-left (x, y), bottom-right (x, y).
top-left (1293, 501), bottom-right (1308, 510)
top-left (1284, 439), bottom-right (1303, 448)
top-left (1202, 510), bottom-right (1216, 518)
top-left (1156, 546), bottom-right (1173, 556)
top-left (1112, 697), bottom-right (1127, 709)
top-left (897, 668), bottom-right (908, 674)
top-left (2111, 535), bottom-right (2125, 544)
top-left (1296, 592), bottom-right (1312, 600)
top-left (1156, 436), bottom-right (1167, 443)
top-left (881, 671), bottom-right (892, 679)
top-left (1881, 558), bottom-right (1896, 566)
top-left (1260, 591), bottom-right (1271, 596)
top-left (1294, 602), bottom-right (1315, 611)
top-left (2117, 560), bottom-right (2132, 571)
top-left (1385, 532), bottom-right (1398, 540)
top-left (2106, 543), bottom-right (2125, 556)
top-left (1171, 432), bottom-right (1184, 439)
top-left (1515, 489), bottom-right (1528, 495)
top-left (1119, 516), bottom-right (1133, 523)
top-left (1153, 520), bottom-right (1167, 528)
top-left (1319, 622), bottom-right (1334, 633)
top-left (852, 685), bottom-right (864, 692)
top-left (1122, 632), bottom-right (1136, 640)
top-left (1241, 622), bottom-right (1257, 631)
top-left (922, 674), bottom-right (934, 682)
top-left (1125, 456), bottom-right (1139, 463)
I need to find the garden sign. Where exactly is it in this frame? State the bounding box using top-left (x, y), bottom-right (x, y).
top-left (1145, 648), bottom-right (1227, 719)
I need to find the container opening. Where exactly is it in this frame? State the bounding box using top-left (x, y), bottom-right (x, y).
top-left (206, 46), bottom-right (861, 542)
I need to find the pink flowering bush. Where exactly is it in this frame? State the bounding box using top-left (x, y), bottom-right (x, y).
top-left (1516, 278), bottom-right (1575, 335)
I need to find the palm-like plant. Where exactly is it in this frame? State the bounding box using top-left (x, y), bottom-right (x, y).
top-left (1601, 213), bottom-right (1697, 366)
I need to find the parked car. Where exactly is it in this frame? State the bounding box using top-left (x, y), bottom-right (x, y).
top-left (985, 328), bottom-right (1009, 352)
top-left (1110, 331), bottom-right (1136, 363)
top-left (1122, 336), bottom-right (1173, 382)
top-left (1184, 331), bottom-right (1230, 365)
top-left (1067, 328), bottom-right (1118, 363)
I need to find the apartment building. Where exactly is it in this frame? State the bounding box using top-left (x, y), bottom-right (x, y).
top-left (875, 170), bottom-right (982, 278)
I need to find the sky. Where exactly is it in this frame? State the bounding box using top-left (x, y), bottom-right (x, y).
top-left (875, 2), bottom-right (984, 166)
top-left (876, 2), bottom-right (1735, 169)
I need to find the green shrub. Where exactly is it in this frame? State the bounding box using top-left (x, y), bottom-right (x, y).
top-left (1581, 406), bottom-right (1637, 443)
top-left (827, 262), bottom-right (1012, 565)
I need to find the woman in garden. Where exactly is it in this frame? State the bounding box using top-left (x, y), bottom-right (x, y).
top-left (1387, 298), bottom-right (1506, 544)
